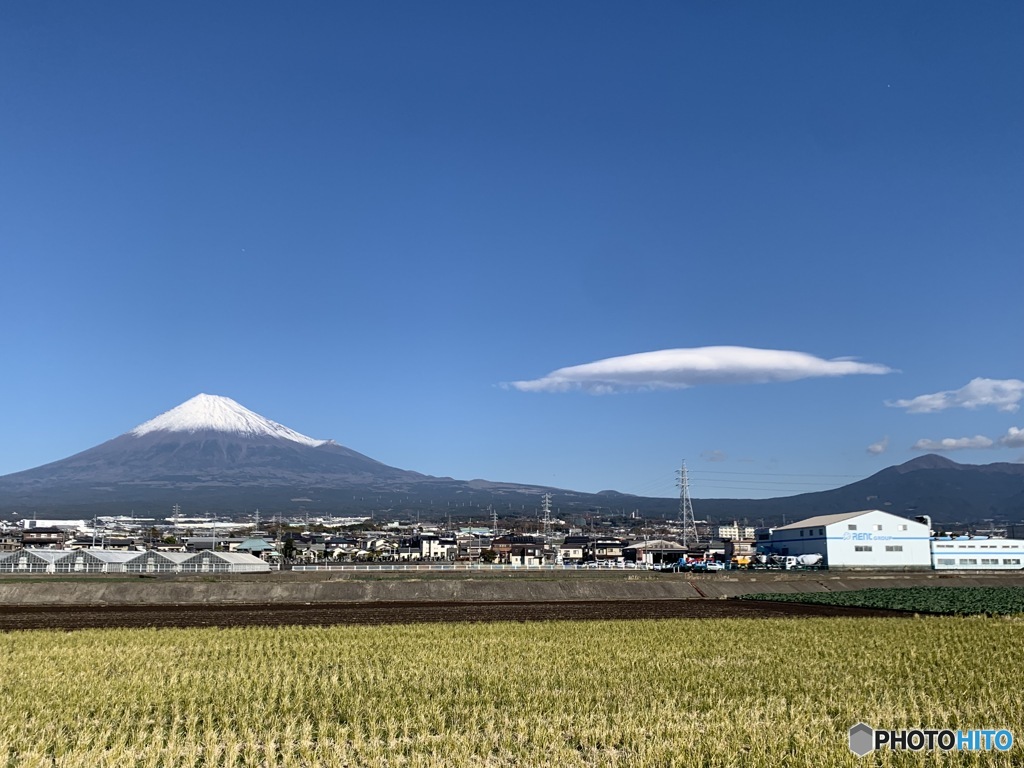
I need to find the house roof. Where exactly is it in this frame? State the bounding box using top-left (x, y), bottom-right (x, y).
top-left (773, 509), bottom-right (905, 531)
top-left (493, 535), bottom-right (541, 545)
top-left (237, 538), bottom-right (274, 551)
top-left (624, 539), bottom-right (685, 551)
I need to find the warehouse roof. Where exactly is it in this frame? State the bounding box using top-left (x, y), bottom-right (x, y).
top-left (773, 510), bottom-right (890, 531)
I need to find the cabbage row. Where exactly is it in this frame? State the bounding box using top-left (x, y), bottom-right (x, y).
top-left (739, 585), bottom-right (1024, 615)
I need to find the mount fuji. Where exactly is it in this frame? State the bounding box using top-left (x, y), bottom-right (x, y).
top-left (4, 395), bottom-right (1019, 522)
top-left (0, 394), bottom-right (594, 517)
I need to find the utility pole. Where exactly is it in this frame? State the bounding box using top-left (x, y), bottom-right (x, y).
top-left (677, 461), bottom-right (700, 547)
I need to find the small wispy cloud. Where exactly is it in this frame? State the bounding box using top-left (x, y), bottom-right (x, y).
top-left (507, 346), bottom-right (893, 394)
top-left (700, 450), bottom-right (727, 462)
top-left (1000, 427), bottom-right (1024, 448)
top-left (887, 378), bottom-right (1024, 414)
top-left (866, 436), bottom-right (889, 455)
top-left (913, 426), bottom-right (1024, 453)
top-left (912, 435), bottom-right (995, 452)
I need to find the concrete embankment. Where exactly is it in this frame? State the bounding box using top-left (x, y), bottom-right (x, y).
top-left (0, 575), bottom-right (706, 606)
top-left (1, 570), bottom-right (1023, 606)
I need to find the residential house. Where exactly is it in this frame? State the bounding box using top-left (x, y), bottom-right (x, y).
top-left (21, 527), bottom-right (68, 549)
top-left (558, 536), bottom-right (591, 563)
top-left (492, 536), bottom-right (544, 564)
top-left (592, 538), bottom-right (626, 563)
top-left (623, 539), bottom-right (686, 566)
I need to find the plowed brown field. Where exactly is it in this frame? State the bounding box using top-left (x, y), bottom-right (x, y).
top-left (0, 598), bottom-right (909, 631)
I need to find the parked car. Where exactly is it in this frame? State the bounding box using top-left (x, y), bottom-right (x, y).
top-left (691, 560), bottom-right (725, 572)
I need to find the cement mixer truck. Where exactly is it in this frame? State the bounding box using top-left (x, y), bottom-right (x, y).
top-left (781, 553), bottom-right (824, 570)
top-left (752, 553), bottom-right (825, 570)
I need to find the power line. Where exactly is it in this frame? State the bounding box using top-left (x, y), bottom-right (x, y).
top-left (689, 477), bottom-right (847, 487)
top-left (695, 485), bottom-right (837, 495)
top-left (692, 469), bottom-right (863, 478)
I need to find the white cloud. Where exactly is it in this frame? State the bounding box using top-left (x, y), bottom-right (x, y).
top-left (887, 378), bottom-right (1024, 414)
top-left (507, 346), bottom-right (893, 393)
top-left (912, 435), bottom-right (995, 452)
top-left (1000, 427), bottom-right (1024, 448)
top-left (866, 436), bottom-right (889, 455)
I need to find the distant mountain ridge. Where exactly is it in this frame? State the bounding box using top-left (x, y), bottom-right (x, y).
top-left (0, 394), bottom-right (1021, 523)
top-left (694, 455), bottom-right (1024, 524)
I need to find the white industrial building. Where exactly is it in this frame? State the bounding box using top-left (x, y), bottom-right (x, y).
top-left (769, 510), bottom-right (931, 569)
top-left (769, 510), bottom-right (1024, 571)
top-left (20, 519), bottom-right (87, 531)
top-left (930, 537), bottom-right (1024, 570)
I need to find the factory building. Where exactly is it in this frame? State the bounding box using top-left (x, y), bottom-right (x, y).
top-left (769, 510), bottom-right (1024, 571)
top-left (769, 510), bottom-right (931, 569)
top-left (930, 537), bottom-right (1024, 570)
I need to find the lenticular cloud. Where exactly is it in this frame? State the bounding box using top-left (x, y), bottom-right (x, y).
top-left (508, 346), bottom-right (893, 393)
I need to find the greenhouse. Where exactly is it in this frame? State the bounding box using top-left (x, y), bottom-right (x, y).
top-left (0, 548), bottom-right (271, 575)
top-left (0, 550), bottom-right (69, 574)
top-left (211, 551), bottom-right (272, 572)
top-left (54, 550), bottom-right (140, 574)
top-left (123, 550), bottom-right (191, 574)
top-left (179, 550), bottom-right (270, 573)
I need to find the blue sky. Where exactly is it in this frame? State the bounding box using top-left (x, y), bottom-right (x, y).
top-left (2, 1), bottom-right (1022, 500)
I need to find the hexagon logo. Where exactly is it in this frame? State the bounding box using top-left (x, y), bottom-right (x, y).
top-left (849, 722), bottom-right (874, 756)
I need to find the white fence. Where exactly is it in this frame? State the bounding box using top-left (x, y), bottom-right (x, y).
top-left (291, 562), bottom-right (649, 572)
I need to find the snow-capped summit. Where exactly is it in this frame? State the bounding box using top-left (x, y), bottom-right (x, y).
top-left (129, 393), bottom-right (329, 447)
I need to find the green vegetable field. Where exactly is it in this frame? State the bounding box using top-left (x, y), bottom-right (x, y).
top-left (1, 616), bottom-right (1022, 767)
top-left (738, 586), bottom-right (1024, 615)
